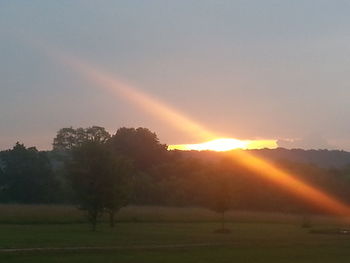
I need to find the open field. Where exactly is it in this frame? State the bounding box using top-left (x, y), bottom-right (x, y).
top-left (1, 204), bottom-right (350, 225)
top-left (1, 222), bottom-right (350, 262)
top-left (0, 205), bottom-right (350, 262)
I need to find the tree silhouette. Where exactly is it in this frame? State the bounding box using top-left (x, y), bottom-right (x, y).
top-left (53, 126), bottom-right (110, 151)
top-left (69, 142), bottom-right (110, 230)
top-left (207, 159), bottom-right (238, 233)
top-left (103, 156), bottom-right (133, 227)
top-left (68, 141), bottom-right (132, 230)
top-left (0, 143), bottom-right (57, 203)
top-left (108, 127), bottom-right (168, 170)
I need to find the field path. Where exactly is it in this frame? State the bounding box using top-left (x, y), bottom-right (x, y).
top-left (0, 243), bottom-right (225, 253)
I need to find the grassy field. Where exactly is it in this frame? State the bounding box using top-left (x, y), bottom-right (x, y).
top-left (0, 205), bottom-right (350, 262)
top-left (1, 204), bottom-right (350, 225)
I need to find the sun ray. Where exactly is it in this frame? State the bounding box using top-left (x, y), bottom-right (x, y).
top-left (37, 44), bottom-right (350, 216)
top-left (168, 138), bottom-right (278, 151)
top-left (228, 150), bottom-right (350, 216)
top-left (58, 55), bottom-right (218, 142)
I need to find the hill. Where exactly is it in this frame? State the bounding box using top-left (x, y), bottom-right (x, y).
top-left (178, 148), bottom-right (350, 168)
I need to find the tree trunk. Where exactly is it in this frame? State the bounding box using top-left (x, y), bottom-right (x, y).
top-left (222, 211), bottom-right (225, 230)
top-left (89, 210), bottom-right (98, 231)
top-left (92, 220), bottom-right (97, 231)
top-left (109, 211), bottom-right (115, 228)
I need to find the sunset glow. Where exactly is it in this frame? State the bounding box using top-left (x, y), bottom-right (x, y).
top-left (227, 150), bottom-right (350, 216)
top-left (55, 54), bottom-right (217, 141)
top-left (47, 50), bottom-right (350, 216)
top-left (168, 138), bottom-right (278, 151)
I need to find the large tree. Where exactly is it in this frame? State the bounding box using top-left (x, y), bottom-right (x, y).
top-left (53, 126), bottom-right (111, 151)
top-left (207, 159), bottom-right (239, 233)
top-left (68, 141), bottom-right (132, 230)
top-left (108, 127), bottom-right (168, 170)
top-left (103, 156), bottom-right (133, 227)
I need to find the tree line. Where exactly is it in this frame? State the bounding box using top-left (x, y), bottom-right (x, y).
top-left (1, 126), bottom-right (350, 230)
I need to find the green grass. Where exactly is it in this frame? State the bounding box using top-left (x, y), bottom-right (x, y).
top-left (0, 222), bottom-right (350, 262)
top-left (2, 246), bottom-right (350, 263)
top-left (0, 204), bottom-right (80, 224)
top-left (1, 204), bottom-right (350, 225)
top-left (0, 205), bottom-right (350, 262)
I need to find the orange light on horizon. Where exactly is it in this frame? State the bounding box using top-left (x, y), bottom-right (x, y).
top-left (40, 45), bottom-right (350, 217)
top-left (66, 57), bottom-right (350, 216)
top-left (168, 138), bottom-right (278, 151)
top-left (227, 150), bottom-right (350, 216)
top-left (170, 139), bottom-right (350, 215)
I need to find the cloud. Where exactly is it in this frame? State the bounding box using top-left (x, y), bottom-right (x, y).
top-left (277, 134), bottom-right (335, 150)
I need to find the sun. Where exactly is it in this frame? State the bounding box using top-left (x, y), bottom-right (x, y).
top-left (168, 138), bottom-right (278, 152)
top-left (194, 138), bottom-right (248, 151)
top-left (168, 138), bottom-right (247, 151)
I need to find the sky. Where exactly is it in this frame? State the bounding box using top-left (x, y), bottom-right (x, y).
top-left (1, 0), bottom-right (350, 151)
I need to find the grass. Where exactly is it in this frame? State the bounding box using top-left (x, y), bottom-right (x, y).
top-left (3, 246), bottom-right (350, 263)
top-left (0, 205), bottom-right (350, 262)
top-left (1, 204), bottom-right (350, 225)
top-left (0, 204), bottom-right (83, 224)
top-left (0, 222), bottom-right (350, 262)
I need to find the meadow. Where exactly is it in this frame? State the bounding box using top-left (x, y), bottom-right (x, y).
top-left (0, 205), bottom-right (350, 262)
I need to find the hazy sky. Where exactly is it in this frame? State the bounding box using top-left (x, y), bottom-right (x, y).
top-left (1, 0), bottom-right (350, 150)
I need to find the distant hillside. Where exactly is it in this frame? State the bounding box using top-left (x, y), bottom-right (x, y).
top-left (178, 148), bottom-right (350, 168)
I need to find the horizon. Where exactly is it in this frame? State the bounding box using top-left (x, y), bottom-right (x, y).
top-left (2, 125), bottom-right (350, 153)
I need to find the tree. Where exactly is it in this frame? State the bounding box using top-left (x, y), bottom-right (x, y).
top-left (0, 143), bottom-right (57, 203)
top-left (53, 126), bottom-right (111, 151)
top-left (85, 126), bottom-right (112, 144)
top-left (207, 159), bottom-right (237, 233)
top-left (211, 177), bottom-right (231, 232)
top-left (53, 127), bottom-right (79, 151)
top-left (68, 142), bottom-right (108, 230)
top-left (68, 141), bottom-right (132, 230)
top-left (104, 156), bottom-right (133, 227)
top-left (108, 127), bottom-right (168, 170)
top-left (0, 157), bottom-right (6, 198)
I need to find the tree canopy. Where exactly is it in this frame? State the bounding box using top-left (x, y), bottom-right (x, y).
top-left (0, 143), bottom-right (57, 203)
top-left (68, 141), bottom-right (132, 230)
top-left (53, 126), bottom-right (111, 151)
top-left (108, 127), bottom-right (168, 170)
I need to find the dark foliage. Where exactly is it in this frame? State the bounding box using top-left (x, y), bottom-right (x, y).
top-left (67, 140), bottom-right (132, 230)
top-left (2, 126), bottom-right (350, 218)
top-left (0, 143), bottom-right (58, 203)
top-left (108, 127), bottom-right (168, 170)
top-left (53, 126), bottom-right (111, 151)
